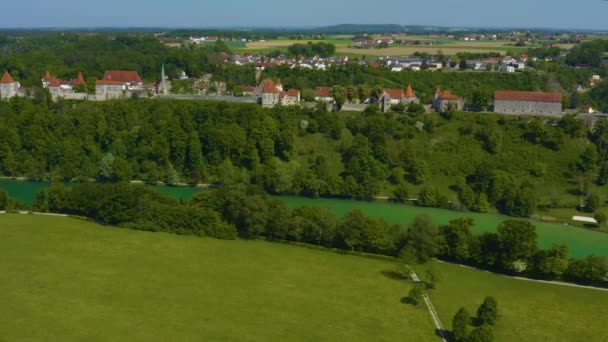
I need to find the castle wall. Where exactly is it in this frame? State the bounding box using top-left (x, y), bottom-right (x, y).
top-left (494, 100), bottom-right (562, 116)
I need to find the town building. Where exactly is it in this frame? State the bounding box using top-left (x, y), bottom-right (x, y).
top-left (314, 87), bottom-right (334, 103)
top-left (42, 71), bottom-right (86, 100)
top-left (432, 87), bottom-right (464, 112)
top-left (254, 79), bottom-right (300, 107)
top-left (494, 90), bottom-right (563, 116)
top-left (0, 70), bottom-right (21, 100)
top-left (379, 85), bottom-right (419, 112)
top-left (95, 70), bottom-right (143, 100)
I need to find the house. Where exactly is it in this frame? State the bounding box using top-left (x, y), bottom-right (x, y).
top-left (0, 70), bottom-right (21, 100)
top-left (241, 85), bottom-right (255, 96)
top-left (494, 90), bottom-right (563, 116)
top-left (95, 70), bottom-right (143, 100)
top-left (42, 71), bottom-right (86, 100)
top-left (314, 87), bottom-right (334, 103)
top-left (432, 87), bottom-right (463, 112)
top-left (280, 89), bottom-right (301, 106)
top-left (379, 85), bottom-right (419, 112)
top-left (500, 65), bottom-right (516, 73)
top-left (254, 79), bottom-right (300, 107)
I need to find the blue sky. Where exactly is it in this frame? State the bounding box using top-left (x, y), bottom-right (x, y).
top-left (2, 0), bottom-right (607, 30)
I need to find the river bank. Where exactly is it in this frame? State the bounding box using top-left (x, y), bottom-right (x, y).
top-left (1, 179), bottom-right (607, 258)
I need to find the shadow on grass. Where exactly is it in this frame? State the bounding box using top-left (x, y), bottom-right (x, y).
top-left (437, 329), bottom-right (451, 341)
top-left (400, 296), bottom-right (418, 305)
top-left (381, 270), bottom-right (409, 281)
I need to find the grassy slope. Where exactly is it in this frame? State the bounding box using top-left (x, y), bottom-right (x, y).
top-left (416, 261), bottom-right (608, 342)
top-left (0, 214), bottom-right (434, 342)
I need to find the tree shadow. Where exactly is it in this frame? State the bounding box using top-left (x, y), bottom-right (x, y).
top-left (400, 296), bottom-right (417, 305)
top-left (436, 329), bottom-right (451, 341)
top-left (381, 270), bottom-right (409, 281)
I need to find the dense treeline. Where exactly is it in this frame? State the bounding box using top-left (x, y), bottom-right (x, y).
top-left (565, 39), bottom-right (608, 67)
top-left (31, 182), bottom-right (608, 287)
top-left (435, 217), bottom-right (607, 286)
top-left (0, 33), bottom-right (255, 87)
top-left (0, 98), bottom-right (598, 217)
top-left (287, 42), bottom-right (336, 58)
top-left (0, 187), bottom-right (25, 211)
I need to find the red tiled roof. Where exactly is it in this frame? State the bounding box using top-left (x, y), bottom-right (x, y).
top-left (96, 79), bottom-right (125, 86)
top-left (198, 83), bottom-right (206, 90)
top-left (263, 84), bottom-right (280, 94)
top-left (495, 90), bottom-right (562, 103)
top-left (242, 85), bottom-right (255, 92)
top-left (286, 89), bottom-right (300, 97)
top-left (101, 70), bottom-right (142, 84)
top-left (404, 84), bottom-right (416, 98)
top-left (261, 79), bottom-right (280, 94)
top-left (384, 88), bottom-right (404, 99)
top-left (315, 86), bottom-right (331, 97)
top-left (439, 90), bottom-right (461, 100)
top-left (0, 70), bottom-right (15, 84)
top-left (72, 72), bottom-right (85, 86)
top-left (47, 78), bottom-right (62, 87)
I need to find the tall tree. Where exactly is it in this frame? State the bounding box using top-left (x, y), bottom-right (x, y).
top-left (452, 307), bottom-right (471, 342)
top-left (476, 296), bottom-right (500, 326)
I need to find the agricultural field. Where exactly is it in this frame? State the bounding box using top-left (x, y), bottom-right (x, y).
top-left (1, 214), bottom-right (607, 341)
top-left (416, 261), bottom-right (608, 342)
top-left (236, 35), bottom-right (530, 57)
top-left (0, 214), bottom-right (434, 341)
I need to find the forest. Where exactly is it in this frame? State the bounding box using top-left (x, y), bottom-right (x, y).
top-left (0, 97), bottom-right (605, 219)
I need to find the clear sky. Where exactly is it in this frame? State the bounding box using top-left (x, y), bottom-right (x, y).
top-left (1, 0), bottom-right (607, 30)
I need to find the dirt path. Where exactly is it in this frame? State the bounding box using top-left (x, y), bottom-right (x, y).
top-left (410, 270), bottom-right (448, 342)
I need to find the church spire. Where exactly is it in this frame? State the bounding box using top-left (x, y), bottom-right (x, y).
top-left (160, 63), bottom-right (167, 94)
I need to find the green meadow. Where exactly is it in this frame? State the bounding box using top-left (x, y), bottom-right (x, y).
top-left (416, 261), bottom-right (608, 342)
top-left (0, 214), bottom-right (434, 341)
top-left (1, 214), bottom-right (607, 341)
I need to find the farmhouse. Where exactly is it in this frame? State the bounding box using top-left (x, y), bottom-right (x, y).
top-left (494, 91), bottom-right (563, 116)
top-left (0, 70), bottom-right (21, 100)
top-left (432, 87), bottom-right (463, 112)
top-left (95, 70), bottom-right (143, 100)
top-left (379, 85), bottom-right (419, 112)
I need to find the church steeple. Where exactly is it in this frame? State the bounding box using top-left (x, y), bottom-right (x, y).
top-left (160, 63), bottom-right (167, 94)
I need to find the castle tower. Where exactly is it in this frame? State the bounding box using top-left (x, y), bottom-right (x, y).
top-left (0, 70), bottom-right (20, 100)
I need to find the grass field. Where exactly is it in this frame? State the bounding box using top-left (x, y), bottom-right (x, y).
top-left (1, 214), bottom-right (607, 341)
top-left (416, 261), bottom-right (608, 342)
top-left (0, 214), bottom-right (434, 341)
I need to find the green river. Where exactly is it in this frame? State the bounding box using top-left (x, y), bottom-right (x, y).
top-left (1, 179), bottom-right (607, 259)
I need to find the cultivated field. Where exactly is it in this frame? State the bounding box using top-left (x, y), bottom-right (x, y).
top-left (416, 261), bottom-right (608, 342)
top-left (239, 37), bottom-right (527, 57)
top-left (0, 214), bottom-right (434, 341)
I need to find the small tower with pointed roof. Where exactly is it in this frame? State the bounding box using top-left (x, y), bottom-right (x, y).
top-left (0, 70), bottom-right (20, 100)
